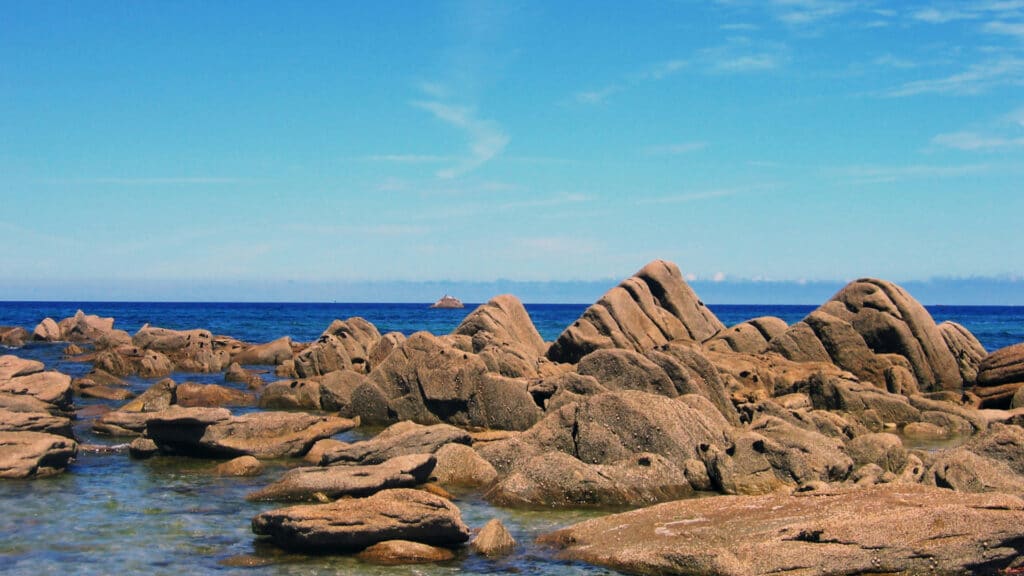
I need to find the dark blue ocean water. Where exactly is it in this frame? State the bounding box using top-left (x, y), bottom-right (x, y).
top-left (1, 301), bottom-right (1022, 575)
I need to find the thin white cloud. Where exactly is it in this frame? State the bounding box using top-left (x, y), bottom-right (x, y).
top-left (640, 59), bottom-right (689, 80)
top-left (772, 0), bottom-right (855, 25)
top-left (412, 99), bottom-right (509, 179)
top-left (882, 58), bottom-right (1024, 97)
top-left (699, 38), bottom-right (789, 74)
top-left (358, 154), bottom-right (454, 163)
top-left (911, 8), bottom-right (978, 24)
top-left (46, 177), bottom-right (245, 185)
top-left (985, 21), bottom-right (1024, 36)
top-left (643, 142), bottom-right (709, 155)
top-left (834, 163), bottom-right (994, 184)
top-left (874, 54), bottom-right (918, 69)
top-left (633, 189), bottom-right (736, 205)
top-left (932, 131), bottom-right (1024, 150)
top-left (499, 193), bottom-right (589, 211)
top-left (574, 85), bottom-right (621, 105)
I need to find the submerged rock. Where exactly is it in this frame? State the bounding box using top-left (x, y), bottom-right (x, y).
top-left (356, 539), bottom-right (455, 565)
top-left (541, 484), bottom-right (1024, 576)
top-left (251, 488), bottom-right (470, 553)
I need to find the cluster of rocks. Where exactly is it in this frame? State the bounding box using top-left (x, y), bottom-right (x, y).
top-left (0, 355), bottom-right (76, 478)
top-left (4, 258), bottom-right (1024, 572)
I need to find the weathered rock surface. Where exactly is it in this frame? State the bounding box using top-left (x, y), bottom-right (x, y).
top-left (320, 317), bottom-right (381, 373)
top-left (146, 407), bottom-right (357, 458)
top-left (0, 431), bottom-right (78, 478)
top-left (232, 337), bottom-right (293, 366)
top-left (119, 378), bottom-right (177, 413)
top-left (0, 362), bottom-right (73, 411)
top-left (478, 391), bottom-right (734, 477)
top-left (431, 443), bottom-right (498, 488)
top-left (248, 453), bottom-right (436, 502)
top-left (548, 260), bottom-right (725, 364)
top-left (704, 316), bottom-right (789, 355)
top-left (772, 280), bottom-right (963, 393)
top-left (363, 332), bottom-right (542, 430)
top-left (486, 451), bottom-right (692, 507)
top-left (541, 484), bottom-right (1024, 576)
top-left (453, 295), bottom-right (548, 378)
top-left (251, 488), bottom-right (470, 553)
top-left (356, 539), bottom-right (455, 565)
top-left (925, 449), bottom-right (1024, 493)
top-left (32, 318), bottom-right (62, 341)
top-left (471, 518), bottom-right (515, 557)
top-left (133, 325), bottom-right (231, 373)
top-left (577, 349), bottom-right (677, 397)
top-left (940, 321), bottom-right (987, 385)
top-left (978, 343), bottom-right (1024, 387)
top-left (0, 327), bottom-right (29, 348)
top-left (93, 345), bottom-right (173, 378)
top-left (320, 421), bottom-right (470, 466)
top-left (224, 362), bottom-right (265, 389)
top-left (175, 382), bottom-right (255, 408)
top-left (0, 408), bottom-right (73, 437)
top-left (214, 455), bottom-right (264, 476)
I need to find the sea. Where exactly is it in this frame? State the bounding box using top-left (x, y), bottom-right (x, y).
top-left (1, 301), bottom-right (1023, 575)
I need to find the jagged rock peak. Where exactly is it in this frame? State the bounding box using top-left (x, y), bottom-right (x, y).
top-left (548, 260), bottom-right (724, 364)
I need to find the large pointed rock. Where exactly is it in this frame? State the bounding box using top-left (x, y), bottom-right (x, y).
top-left (454, 294), bottom-right (547, 357)
top-left (251, 488), bottom-right (470, 553)
top-left (548, 260), bottom-right (724, 364)
top-left (319, 317), bottom-right (381, 373)
top-left (774, 279), bottom-right (961, 393)
top-left (542, 484), bottom-right (1024, 576)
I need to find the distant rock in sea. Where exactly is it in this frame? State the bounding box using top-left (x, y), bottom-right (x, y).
top-left (429, 295), bottom-right (464, 309)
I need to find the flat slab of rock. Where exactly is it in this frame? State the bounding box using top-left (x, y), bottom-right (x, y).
top-left (0, 370), bottom-right (73, 411)
top-left (247, 453), bottom-right (436, 502)
top-left (0, 355), bottom-right (44, 380)
top-left (541, 484), bottom-right (1024, 576)
top-left (0, 431), bottom-right (78, 478)
top-left (252, 488), bottom-right (470, 553)
top-left (356, 539), bottom-right (455, 565)
top-left (0, 408), bottom-right (73, 437)
top-left (320, 421), bottom-right (470, 465)
top-left (147, 407), bottom-right (357, 458)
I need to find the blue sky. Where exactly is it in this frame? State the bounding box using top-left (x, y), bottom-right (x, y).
top-left (2, 1), bottom-right (1023, 303)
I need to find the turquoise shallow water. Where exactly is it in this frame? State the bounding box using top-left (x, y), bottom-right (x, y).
top-left (1, 302), bottom-right (1022, 574)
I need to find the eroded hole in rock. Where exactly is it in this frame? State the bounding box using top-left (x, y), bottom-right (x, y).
top-left (637, 456), bottom-right (651, 467)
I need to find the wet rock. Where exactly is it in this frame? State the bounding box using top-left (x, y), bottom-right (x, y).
top-left (541, 484), bottom-right (1024, 576)
top-left (175, 382), bottom-right (256, 408)
top-left (232, 336), bottom-right (293, 366)
top-left (0, 408), bottom-right (73, 437)
top-left (356, 539), bottom-right (455, 565)
top-left (548, 260), bottom-right (725, 364)
top-left (471, 518), bottom-right (515, 557)
top-left (901, 421), bottom-right (950, 440)
top-left (251, 488), bottom-right (470, 553)
top-left (0, 431), bottom-right (78, 478)
top-left (431, 443), bottom-right (498, 488)
top-left (247, 453), bottom-right (436, 502)
top-left (147, 408), bottom-right (357, 459)
top-left (215, 455), bottom-right (264, 477)
top-left (940, 321), bottom-right (987, 385)
top-left (320, 421), bottom-right (470, 466)
top-left (0, 327), bottom-right (29, 348)
top-left (128, 437), bottom-right (158, 459)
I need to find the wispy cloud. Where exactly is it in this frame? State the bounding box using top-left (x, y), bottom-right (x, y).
top-left (638, 59), bottom-right (689, 80)
top-left (643, 142), bottom-right (709, 155)
top-left (882, 58), bottom-right (1024, 97)
top-left (499, 192), bottom-right (589, 211)
top-left (356, 154), bottom-right (454, 164)
top-left (984, 21), bottom-right (1024, 36)
top-left (412, 99), bottom-right (509, 179)
top-left (911, 8), bottom-right (978, 24)
top-left (633, 189), bottom-right (736, 205)
top-left (699, 37), bottom-right (789, 73)
top-left (834, 163), bottom-right (995, 184)
top-left (772, 0), bottom-right (856, 25)
top-left (932, 131), bottom-right (1024, 150)
top-left (43, 177), bottom-right (245, 185)
top-left (574, 85), bottom-right (621, 104)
